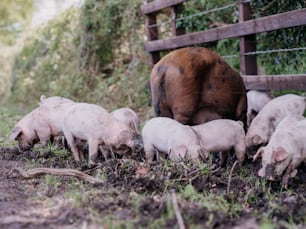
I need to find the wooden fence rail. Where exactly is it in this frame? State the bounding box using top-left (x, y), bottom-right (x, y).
top-left (141, 0), bottom-right (306, 90)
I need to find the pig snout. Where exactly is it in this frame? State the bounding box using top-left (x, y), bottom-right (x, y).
top-left (113, 143), bottom-right (133, 155)
top-left (17, 137), bottom-right (38, 151)
top-left (258, 164), bottom-right (276, 181)
top-left (18, 142), bottom-right (34, 151)
top-left (134, 134), bottom-right (144, 151)
top-left (247, 144), bottom-right (260, 154)
top-left (264, 164), bottom-right (276, 181)
top-left (119, 134), bottom-right (141, 153)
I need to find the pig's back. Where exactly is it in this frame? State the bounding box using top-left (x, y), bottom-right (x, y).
top-left (63, 103), bottom-right (109, 139)
top-left (251, 94), bottom-right (305, 126)
top-left (192, 119), bottom-right (243, 149)
top-left (40, 96), bottom-right (74, 108)
top-left (142, 117), bottom-right (199, 153)
top-left (247, 90), bottom-right (271, 111)
top-left (111, 108), bottom-right (139, 126)
top-left (39, 96), bottom-right (75, 132)
top-left (262, 94), bottom-right (304, 114)
top-left (142, 117), bottom-right (179, 138)
top-left (142, 117), bottom-right (184, 147)
top-left (268, 116), bottom-right (305, 149)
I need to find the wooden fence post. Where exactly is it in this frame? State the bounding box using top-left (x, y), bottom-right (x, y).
top-left (145, 13), bottom-right (161, 66)
top-left (239, 0), bottom-right (257, 75)
top-left (170, 4), bottom-right (185, 37)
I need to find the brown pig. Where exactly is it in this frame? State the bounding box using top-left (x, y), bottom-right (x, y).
top-left (253, 115), bottom-right (306, 187)
top-left (111, 107), bottom-right (139, 133)
top-left (192, 119), bottom-right (246, 165)
top-left (9, 95), bottom-right (75, 150)
top-left (246, 90), bottom-right (273, 126)
top-left (141, 117), bottom-right (208, 163)
top-left (62, 103), bottom-right (140, 166)
top-left (246, 94), bottom-right (306, 150)
top-left (150, 47), bottom-right (247, 126)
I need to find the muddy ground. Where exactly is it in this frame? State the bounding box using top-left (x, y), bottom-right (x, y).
top-left (0, 146), bottom-right (305, 229)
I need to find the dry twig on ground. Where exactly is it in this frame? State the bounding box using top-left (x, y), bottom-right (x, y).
top-left (13, 167), bottom-right (104, 185)
top-left (171, 190), bottom-right (185, 229)
top-left (227, 160), bottom-right (238, 194)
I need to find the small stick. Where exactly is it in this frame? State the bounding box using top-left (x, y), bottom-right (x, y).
top-left (187, 168), bottom-right (202, 177)
top-left (227, 160), bottom-right (238, 194)
top-left (13, 167), bottom-right (104, 185)
top-left (171, 191), bottom-right (185, 229)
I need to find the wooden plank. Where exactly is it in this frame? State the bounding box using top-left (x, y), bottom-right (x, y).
top-left (170, 5), bottom-right (185, 36)
top-left (150, 52), bottom-right (161, 66)
top-left (145, 14), bottom-right (160, 65)
top-left (141, 0), bottom-right (186, 15)
top-left (239, 0), bottom-right (257, 75)
top-left (144, 8), bottom-right (306, 52)
top-left (145, 15), bottom-right (158, 41)
top-left (242, 75), bottom-right (306, 90)
top-left (240, 37), bottom-right (257, 74)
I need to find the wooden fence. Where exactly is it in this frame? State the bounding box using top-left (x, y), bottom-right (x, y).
top-left (141, 0), bottom-right (306, 90)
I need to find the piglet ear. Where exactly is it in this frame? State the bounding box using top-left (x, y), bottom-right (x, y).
top-left (119, 130), bottom-right (132, 140)
top-left (258, 168), bottom-right (265, 177)
top-left (253, 147), bottom-right (264, 161)
top-left (9, 126), bottom-right (22, 141)
top-left (272, 146), bottom-right (288, 162)
top-left (290, 169), bottom-right (298, 178)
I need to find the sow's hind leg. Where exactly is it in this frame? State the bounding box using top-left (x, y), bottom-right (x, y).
top-left (153, 100), bottom-right (173, 119)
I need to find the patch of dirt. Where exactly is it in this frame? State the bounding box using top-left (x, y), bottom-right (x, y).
top-left (0, 146), bottom-right (305, 228)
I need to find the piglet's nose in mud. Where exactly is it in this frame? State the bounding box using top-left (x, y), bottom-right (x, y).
top-left (247, 145), bottom-right (260, 155)
top-left (265, 164), bottom-right (275, 180)
top-left (134, 138), bottom-right (144, 151)
top-left (18, 144), bottom-right (33, 152)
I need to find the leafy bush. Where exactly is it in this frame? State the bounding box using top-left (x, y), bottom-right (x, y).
top-left (0, 0), bottom-right (34, 45)
top-left (11, 7), bottom-right (82, 104)
top-left (251, 0), bottom-right (306, 74)
top-left (177, 0), bottom-right (306, 74)
top-left (10, 0), bottom-right (152, 114)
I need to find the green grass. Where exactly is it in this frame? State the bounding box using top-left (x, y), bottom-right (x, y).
top-left (0, 1), bottom-right (304, 227)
